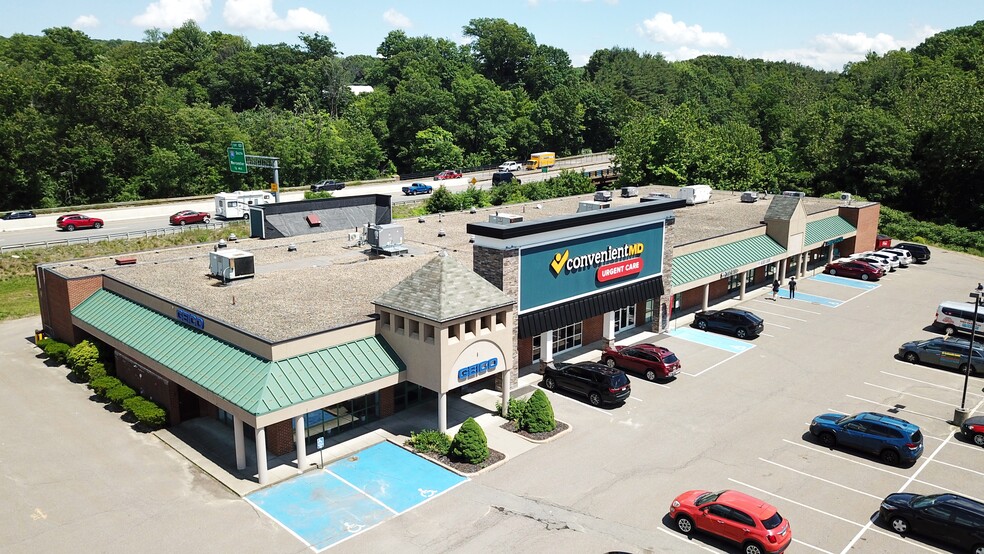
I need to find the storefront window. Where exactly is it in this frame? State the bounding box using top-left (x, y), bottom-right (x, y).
top-left (532, 322), bottom-right (583, 362)
top-left (727, 274), bottom-right (742, 291)
top-left (745, 269), bottom-right (754, 284)
top-left (644, 299), bottom-right (654, 323)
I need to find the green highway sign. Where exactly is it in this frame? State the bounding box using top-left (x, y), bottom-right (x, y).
top-left (228, 147), bottom-right (247, 174)
top-left (230, 141), bottom-right (245, 149)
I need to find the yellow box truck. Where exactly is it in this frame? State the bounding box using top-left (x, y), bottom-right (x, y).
top-left (524, 151), bottom-right (556, 170)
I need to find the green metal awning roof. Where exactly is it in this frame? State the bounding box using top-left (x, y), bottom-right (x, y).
top-left (805, 216), bottom-right (856, 246)
top-left (72, 289), bottom-right (405, 416)
top-left (671, 235), bottom-right (786, 287)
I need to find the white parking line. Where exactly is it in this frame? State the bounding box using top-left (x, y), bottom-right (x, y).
top-left (844, 394), bottom-right (950, 422)
top-left (932, 458), bottom-right (984, 477)
top-left (926, 434), bottom-right (984, 452)
top-left (629, 396), bottom-right (644, 402)
top-left (883, 367), bottom-right (984, 396)
top-left (744, 308), bottom-right (809, 322)
top-left (863, 382), bottom-right (954, 406)
top-left (793, 537), bottom-right (835, 554)
top-left (688, 351), bottom-right (743, 377)
top-left (535, 387), bottom-right (614, 416)
top-left (758, 458), bottom-right (882, 499)
top-left (753, 299), bottom-right (823, 315)
top-left (655, 527), bottom-right (719, 552)
top-left (766, 323), bottom-right (792, 329)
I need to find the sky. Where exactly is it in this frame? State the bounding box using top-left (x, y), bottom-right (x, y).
top-left (5, 1), bottom-right (982, 71)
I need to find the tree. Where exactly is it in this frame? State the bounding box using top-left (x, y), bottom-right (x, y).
top-left (449, 417), bottom-right (489, 464)
top-left (520, 390), bottom-right (556, 433)
top-left (463, 18), bottom-right (537, 89)
top-left (408, 126), bottom-right (463, 171)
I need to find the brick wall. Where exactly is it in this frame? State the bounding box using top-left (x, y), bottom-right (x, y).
top-left (38, 270), bottom-right (102, 344)
top-left (379, 385), bottom-right (395, 418)
top-left (114, 351), bottom-right (179, 425)
top-left (518, 336), bottom-right (533, 369)
top-left (474, 245), bottom-right (519, 391)
top-left (266, 419), bottom-right (294, 456)
top-left (582, 314), bottom-right (603, 345)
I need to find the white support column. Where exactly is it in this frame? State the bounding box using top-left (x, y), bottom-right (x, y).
top-left (255, 426), bottom-right (268, 485)
top-left (500, 374), bottom-right (511, 418)
top-left (779, 259), bottom-right (787, 283)
top-left (539, 330), bottom-right (554, 371)
top-left (800, 253), bottom-right (808, 277)
top-left (602, 311), bottom-right (616, 348)
top-left (438, 392), bottom-right (448, 434)
top-left (702, 284), bottom-right (710, 311)
top-left (294, 415), bottom-right (307, 471)
top-left (234, 415), bottom-right (246, 471)
top-left (739, 274), bottom-right (747, 300)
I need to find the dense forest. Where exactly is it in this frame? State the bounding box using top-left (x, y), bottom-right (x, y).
top-left (1, 19), bottom-right (983, 231)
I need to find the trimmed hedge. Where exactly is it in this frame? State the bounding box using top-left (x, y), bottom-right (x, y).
top-left (449, 417), bottom-right (489, 464)
top-left (90, 376), bottom-right (121, 396)
top-left (125, 397), bottom-right (167, 427)
top-left (43, 341), bottom-right (71, 365)
top-left (105, 384), bottom-right (136, 404)
top-left (67, 340), bottom-right (100, 379)
top-left (86, 362), bottom-right (107, 381)
top-left (496, 397), bottom-right (528, 423)
top-left (405, 429), bottom-right (452, 455)
top-left (520, 390), bottom-right (556, 433)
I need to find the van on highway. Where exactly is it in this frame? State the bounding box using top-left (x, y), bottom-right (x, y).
top-left (524, 152), bottom-right (556, 170)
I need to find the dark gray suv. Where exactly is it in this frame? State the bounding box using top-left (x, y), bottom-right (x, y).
top-left (542, 362), bottom-right (630, 406)
top-left (310, 179), bottom-right (345, 192)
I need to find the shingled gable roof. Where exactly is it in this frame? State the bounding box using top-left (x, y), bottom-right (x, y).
top-left (764, 195), bottom-right (801, 221)
top-left (373, 252), bottom-right (514, 323)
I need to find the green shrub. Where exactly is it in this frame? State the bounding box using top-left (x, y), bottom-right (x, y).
top-left (520, 389), bottom-right (556, 433)
top-left (449, 417), bottom-right (489, 464)
top-left (405, 429), bottom-right (452, 455)
top-left (36, 337), bottom-right (53, 350)
top-left (122, 396), bottom-right (144, 413)
top-left (496, 397), bottom-right (528, 423)
top-left (106, 384), bottom-right (136, 404)
top-left (67, 340), bottom-right (100, 376)
top-left (90, 376), bottom-right (121, 396)
top-left (131, 399), bottom-right (167, 427)
top-left (43, 341), bottom-right (71, 365)
top-left (86, 361), bottom-right (107, 381)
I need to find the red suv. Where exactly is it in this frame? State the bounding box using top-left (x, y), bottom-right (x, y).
top-left (824, 259), bottom-right (884, 281)
top-left (670, 489), bottom-right (792, 554)
top-left (433, 169), bottom-right (462, 180)
top-left (601, 343), bottom-right (681, 381)
top-left (56, 214), bottom-right (104, 231)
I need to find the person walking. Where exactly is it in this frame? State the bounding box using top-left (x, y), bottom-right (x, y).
top-left (789, 276), bottom-right (797, 299)
top-left (772, 279), bottom-right (780, 301)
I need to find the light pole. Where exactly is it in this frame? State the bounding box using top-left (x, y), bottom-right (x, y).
top-left (955, 284), bottom-right (984, 425)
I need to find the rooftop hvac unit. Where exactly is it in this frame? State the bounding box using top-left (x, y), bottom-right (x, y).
top-left (488, 213), bottom-right (523, 225)
top-left (577, 201), bottom-right (611, 213)
top-left (209, 249), bottom-right (255, 281)
top-left (367, 223), bottom-right (407, 255)
top-left (594, 190), bottom-right (613, 202)
top-left (840, 192), bottom-right (852, 204)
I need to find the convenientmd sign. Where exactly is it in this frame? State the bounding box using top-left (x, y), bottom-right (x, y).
top-left (519, 221), bottom-right (664, 312)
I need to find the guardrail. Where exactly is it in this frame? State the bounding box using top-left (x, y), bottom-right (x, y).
top-left (0, 221), bottom-right (231, 254)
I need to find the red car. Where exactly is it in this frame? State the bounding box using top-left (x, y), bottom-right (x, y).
top-left (56, 214), bottom-right (103, 231)
top-left (670, 489), bottom-right (792, 554)
top-left (169, 210), bottom-right (211, 226)
top-left (824, 259), bottom-right (884, 281)
top-left (601, 343), bottom-right (681, 381)
top-left (433, 169), bottom-right (462, 180)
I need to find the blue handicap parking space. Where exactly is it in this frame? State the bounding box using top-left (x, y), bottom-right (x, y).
top-left (669, 326), bottom-right (756, 353)
top-left (811, 273), bottom-right (880, 290)
top-left (782, 290), bottom-right (842, 308)
top-left (247, 441), bottom-right (467, 551)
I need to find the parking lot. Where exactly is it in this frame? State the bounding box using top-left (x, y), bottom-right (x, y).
top-left (4, 248), bottom-right (984, 554)
top-left (338, 249), bottom-right (984, 553)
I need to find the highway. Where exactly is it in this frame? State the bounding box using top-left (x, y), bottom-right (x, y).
top-left (0, 154), bottom-right (612, 250)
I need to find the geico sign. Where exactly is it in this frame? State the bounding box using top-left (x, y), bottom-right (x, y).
top-left (457, 358), bottom-right (499, 381)
top-left (549, 242), bottom-right (645, 276)
top-left (176, 308), bottom-right (205, 330)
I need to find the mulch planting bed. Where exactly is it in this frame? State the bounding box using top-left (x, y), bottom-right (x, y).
top-left (500, 420), bottom-right (570, 441)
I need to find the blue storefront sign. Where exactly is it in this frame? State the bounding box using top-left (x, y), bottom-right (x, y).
top-left (176, 308), bottom-right (205, 330)
top-left (519, 221), bottom-right (664, 312)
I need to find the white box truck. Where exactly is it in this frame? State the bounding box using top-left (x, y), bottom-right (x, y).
top-left (679, 185), bottom-right (712, 205)
top-left (214, 191), bottom-right (273, 220)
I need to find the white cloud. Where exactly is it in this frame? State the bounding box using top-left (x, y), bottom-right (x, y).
top-left (383, 8), bottom-right (411, 29)
top-left (72, 15), bottom-right (100, 29)
top-left (131, 0), bottom-right (211, 28)
top-left (223, 0), bottom-right (330, 32)
top-left (638, 12), bottom-right (728, 49)
top-left (762, 26), bottom-right (940, 71)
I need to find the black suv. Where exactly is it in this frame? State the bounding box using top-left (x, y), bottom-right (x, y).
top-left (2, 210), bottom-right (36, 220)
top-left (492, 171), bottom-right (518, 186)
top-left (880, 493), bottom-right (984, 552)
top-left (893, 242), bottom-right (931, 262)
top-left (692, 308), bottom-right (764, 339)
top-left (310, 179), bottom-right (345, 192)
top-left (542, 362), bottom-right (630, 406)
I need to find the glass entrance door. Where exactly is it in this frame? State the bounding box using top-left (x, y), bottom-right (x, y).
top-left (614, 305), bottom-right (636, 333)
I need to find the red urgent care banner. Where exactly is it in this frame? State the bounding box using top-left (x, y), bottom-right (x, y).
top-left (596, 257), bottom-right (644, 282)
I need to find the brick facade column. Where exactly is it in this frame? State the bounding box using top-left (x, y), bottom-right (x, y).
top-left (474, 245), bottom-right (519, 392)
top-left (265, 419), bottom-right (294, 456)
top-left (378, 385), bottom-right (396, 418)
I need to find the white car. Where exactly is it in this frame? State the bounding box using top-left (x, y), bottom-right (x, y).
top-left (880, 248), bottom-right (913, 266)
top-left (867, 251), bottom-right (902, 270)
top-left (498, 161), bottom-right (523, 172)
top-left (852, 255), bottom-right (892, 273)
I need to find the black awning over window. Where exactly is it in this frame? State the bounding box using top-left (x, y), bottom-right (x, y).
top-left (518, 277), bottom-right (663, 338)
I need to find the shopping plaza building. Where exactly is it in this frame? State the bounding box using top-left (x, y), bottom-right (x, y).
top-left (36, 187), bottom-right (879, 484)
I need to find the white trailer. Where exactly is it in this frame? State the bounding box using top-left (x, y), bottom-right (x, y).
top-left (214, 191), bottom-right (273, 220)
top-left (678, 184), bottom-right (712, 206)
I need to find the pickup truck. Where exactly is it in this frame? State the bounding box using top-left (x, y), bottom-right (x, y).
top-left (498, 161), bottom-right (522, 172)
top-left (402, 182), bottom-right (433, 195)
